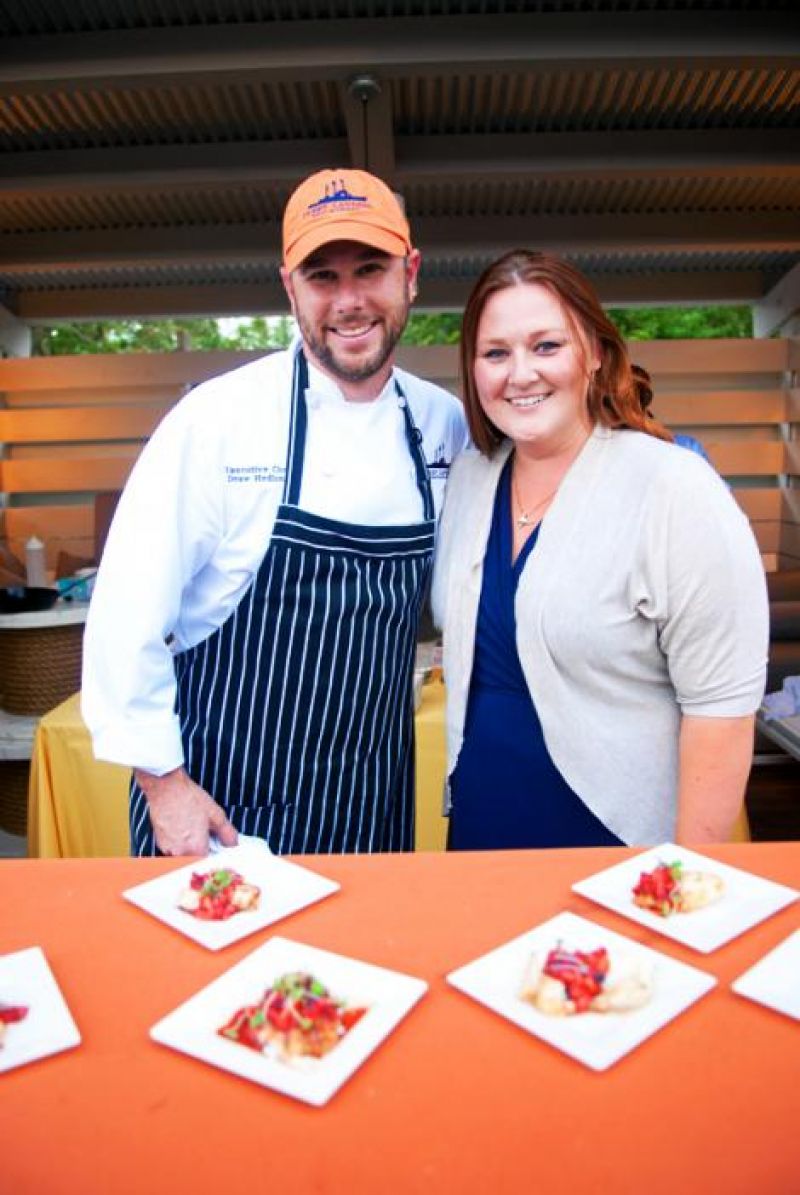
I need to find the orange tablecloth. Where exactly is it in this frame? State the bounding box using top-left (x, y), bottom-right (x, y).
top-left (1, 844), bottom-right (797, 1195)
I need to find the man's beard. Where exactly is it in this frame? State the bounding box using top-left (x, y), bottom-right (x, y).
top-left (298, 304), bottom-right (408, 386)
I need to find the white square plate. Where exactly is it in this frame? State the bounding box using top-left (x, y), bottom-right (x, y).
top-left (150, 936), bottom-right (427, 1105)
top-left (0, 947), bottom-right (81, 1074)
top-left (732, 929), bottom-right (800, 1021)
top-left (123, 843), bottom-right (339, 950)
top-left (572, 844), bottom-right (798, 954)
top-left (446, 911), bottom-right (715, 1071)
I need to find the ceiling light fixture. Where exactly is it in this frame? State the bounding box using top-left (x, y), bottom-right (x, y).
top-left (347, 74), bottom-right (381, 170)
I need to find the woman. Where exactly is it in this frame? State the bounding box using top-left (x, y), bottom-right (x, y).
top-left (633, 362), bottom-right (713, 464)
top-left (432, 251), bottom-right (768, 849)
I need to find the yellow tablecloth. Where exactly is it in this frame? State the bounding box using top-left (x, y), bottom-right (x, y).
top-left (413, 677), bottom-right (448, 852)
top-left (27, 681), bottom-right (450, 858)
top-left (27, 693), bottom-right (130, 859)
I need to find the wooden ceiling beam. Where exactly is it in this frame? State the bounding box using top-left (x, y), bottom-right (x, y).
top-left (1, 13), bottom-right (796, 94)
top-left (0, 141), bottom-right (348, 195)
top-left (9, 270), bottom-right (773, 324)
top-left (2, 129), bottom-right (797, 196)
top-left (397, 129), bottom-right (800, 183)
top-left (1, 210), bottom-right (796, 271)
top-left (414, 210), bottom-right (800, 255)
top-left (14, 284), bottom-right (287, 322)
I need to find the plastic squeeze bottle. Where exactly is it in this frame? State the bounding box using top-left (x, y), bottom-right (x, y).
top-left (25, 536), bottom-right (47, 587)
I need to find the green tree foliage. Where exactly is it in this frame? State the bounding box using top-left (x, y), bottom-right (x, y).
top-left (401, 313), bottom-right (462, 345)
top-left (399, 306), bottom-right (753, 344)
top-left (30, 305), bottom-right (752, 356)
top-left (32, 316), bottom-right (294, 356)
top-left (606, 306), bottom-right (753, 340)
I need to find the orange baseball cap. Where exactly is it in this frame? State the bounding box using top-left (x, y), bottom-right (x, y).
top-left (282, 169), bottom-right (412, 273)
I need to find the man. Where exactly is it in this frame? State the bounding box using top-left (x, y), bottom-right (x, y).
top-left (82, 168), bottom-right (468, 856)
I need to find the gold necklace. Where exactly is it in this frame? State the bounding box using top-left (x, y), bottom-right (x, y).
top-left (511, 467), bottom-right (558, 530)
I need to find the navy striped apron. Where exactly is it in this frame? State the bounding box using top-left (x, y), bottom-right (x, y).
top-left (130, 350), bottom-right (435, 855)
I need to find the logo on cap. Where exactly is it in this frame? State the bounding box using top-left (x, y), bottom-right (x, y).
top-left (305, 178), bottom-right (369, 221)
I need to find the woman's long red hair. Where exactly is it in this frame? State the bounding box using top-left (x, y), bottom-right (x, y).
top-left (459, 250), bottom-right (673, 456)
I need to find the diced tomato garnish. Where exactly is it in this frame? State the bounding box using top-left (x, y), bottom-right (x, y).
top-left (340, 1006), bottom-right (367, 1031)
top-left (543, 946), bottom-right (609, 1010)
top-left (267, 1005), bottom-right (295, 1033)
top-left (0, 1004), bottom-right (28, 1024)
top-left (632, 862), bottom-right (682, 915)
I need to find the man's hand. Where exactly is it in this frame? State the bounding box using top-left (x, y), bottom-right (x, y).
top-left (133, 766), bottom-right (238, 856)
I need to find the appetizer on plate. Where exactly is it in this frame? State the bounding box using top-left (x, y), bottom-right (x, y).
top-left (0, 1001), bottom-right (29, 1047)
top-left (632, 860), bottom-right (724, 918)
top-left (520, 945), bottom-right (653, 1016)
top-left (178, 868), bottom-right (260, 921)
top-left (219, 971), bottom-right (368, 1062)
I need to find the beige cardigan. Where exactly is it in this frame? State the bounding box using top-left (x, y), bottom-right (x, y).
top-left (431, 427), bottom-right (769, 844)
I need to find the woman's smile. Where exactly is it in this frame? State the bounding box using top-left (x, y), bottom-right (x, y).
top-left (507, 392), bottom-right (552, 409)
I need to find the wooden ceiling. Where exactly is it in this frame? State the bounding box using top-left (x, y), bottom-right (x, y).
top-left (0, 0), bottom-right (798, 322)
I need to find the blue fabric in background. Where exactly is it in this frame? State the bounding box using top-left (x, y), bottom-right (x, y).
top-left (448, 457), bottom-right (622, 851)
top-left (674, 432), bottom-right (712, 463)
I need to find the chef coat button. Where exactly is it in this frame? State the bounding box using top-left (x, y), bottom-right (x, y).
top-left (397, 397), bottom-right (407, 409)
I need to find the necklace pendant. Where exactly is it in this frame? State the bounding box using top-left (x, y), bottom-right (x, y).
top-left (517, 512), bottom-right (533, 528)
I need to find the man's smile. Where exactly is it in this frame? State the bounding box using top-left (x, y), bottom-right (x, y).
top-left (327, 320), bottom-right (380, 342)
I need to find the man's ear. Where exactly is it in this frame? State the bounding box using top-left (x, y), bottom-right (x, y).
top-left (280, 266), bottom-right (297, 315)
top-left (406, 249), bottom-right (422, 302)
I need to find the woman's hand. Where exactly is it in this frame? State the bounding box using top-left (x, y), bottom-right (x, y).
top-left (133, 766), bottom-right (238, 856)
top-left (675, 714), bottom-right (755, 843)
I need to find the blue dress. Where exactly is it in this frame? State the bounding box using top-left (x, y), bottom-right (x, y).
top-left (673, 432), bottom-right (711, 464)
top-left (448, 458), bottom-right (622, 851)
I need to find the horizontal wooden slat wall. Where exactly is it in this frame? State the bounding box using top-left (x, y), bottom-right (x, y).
top-left (0, 406), bottom-right (168, 443)
top-left (1, 339), bottom-right (798, 573)
top-left (0, 351), bottom-right (262, 570)
top-left (629, 338), bottom-right (799, 572)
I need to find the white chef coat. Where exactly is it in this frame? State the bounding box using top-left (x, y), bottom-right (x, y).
top-left (82, 345), bottom-right (468, 775)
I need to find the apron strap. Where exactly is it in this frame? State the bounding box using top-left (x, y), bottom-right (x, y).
top-left (395, 380), bottom-right (435, 522)
top-left (283, 349), bottom-right (435, 521)
top-left (282, 347), bottom-right (309, 506)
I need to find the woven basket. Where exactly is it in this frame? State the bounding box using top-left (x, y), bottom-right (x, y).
top-left (0, 624), bottom-right (84, 715)
top-left (0, 759), bottom-right (29, 837)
